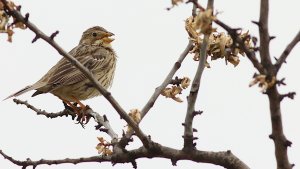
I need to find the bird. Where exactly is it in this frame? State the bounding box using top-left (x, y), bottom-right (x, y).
top-left (5, 26), bottom-right (117, 114)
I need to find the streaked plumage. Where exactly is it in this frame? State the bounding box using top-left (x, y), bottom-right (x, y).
top-left (5, 26), bottom-right (117, 103)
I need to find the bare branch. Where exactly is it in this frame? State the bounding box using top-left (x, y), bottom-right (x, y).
top-left (13, 99), bottom-right (119, 140)
top-left (275, 30), bottom-right (300, 73)
top-left (183, 0), bottom-right (213, 151)
top-left (13, 98), bottom-right (76, 119)
top-left (140, 41), bottom-right (193, 119)
top-left (0, 143), bottom-right (250, 169)
top-left (0, 149), bottom-right (110, 168)
top-left (257, 1), bottom-right (292, 168)
top-left (258, 0), bottom-right (272, 68)
top-left (1, 0), bottom-right (149, 147)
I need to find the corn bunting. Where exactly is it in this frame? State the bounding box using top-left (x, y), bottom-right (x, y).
top-left (5, 26), bottom-right (117, 112)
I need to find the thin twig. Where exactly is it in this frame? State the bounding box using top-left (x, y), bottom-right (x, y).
top-left (13, 98), bottom-right (75, 118)
top-left (13, 99), bottom-right (119, 140)
top-left (183, 0), bottom-right (213, 151)
top-left (258, 0), bottom-right (272, 68)
top-left (140, 41), bottom-right (193, 119)
top-left (1, 0), bottom-right (149, 147)
top-left (275, 30), bottom-right (300, 73)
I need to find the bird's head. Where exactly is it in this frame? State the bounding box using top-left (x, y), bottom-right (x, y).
top-left (79, 26), bottom-right (114, 47)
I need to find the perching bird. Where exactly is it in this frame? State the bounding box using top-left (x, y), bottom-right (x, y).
top-left (5, 26), bottom-right (117, 112)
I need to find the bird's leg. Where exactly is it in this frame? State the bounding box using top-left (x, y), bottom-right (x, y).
top-left (56, 95), bottom-right (83, 121)
top-left (71, 96), bottom-right (89, 123)
top-left (62, 99), bottom-right (81, 114)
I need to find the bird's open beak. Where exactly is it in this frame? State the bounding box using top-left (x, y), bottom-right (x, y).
top-left (102, 32), bottom-right (115, 43)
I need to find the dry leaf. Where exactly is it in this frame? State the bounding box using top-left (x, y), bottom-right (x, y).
top-left (6, 27), bottom-right (13, 42)
top-left (95, 137), bottom-right (113, 155)
top-left (171, 0), bottom-right (183, 6)
top-left (161, 86), bottom-right (183, 102)
top-left (249, 74), bottom-right (276, 92)
top-left (126, 109), bottom-right (141, 133)
top-left (128, 109), bottom-right (141, 123)
top-left (193, 9), bottom-right (216, 35)
top-left (181, 77), bottom-right (191, 89)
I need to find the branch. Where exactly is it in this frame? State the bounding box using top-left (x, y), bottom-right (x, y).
top-left (0, 143), bottom-right (250, 169)
top-left (0, 149), bottom-right (110, 168)
top-left (183, 0), bottom-right (213, 151)
top-left (13, 98), bottom-right (76, 118)
top-left (140, 41), bottom-right (193, 119)
top-left (13, 99), bottom-right (119, 141)
top-left (258, 1), bottom-right (292, 168)
top-left (258, 0), bottom-right (272, 69)
top-left (1, 0), bottom-right (150, 147)
top-left (275, 30), bottom-right (300, 73)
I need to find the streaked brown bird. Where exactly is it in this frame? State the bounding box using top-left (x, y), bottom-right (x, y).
top-left (5, 26), bottom-right (117, 112)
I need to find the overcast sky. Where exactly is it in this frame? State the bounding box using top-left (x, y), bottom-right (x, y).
top-left (1, 0), bottom-right (299, 169)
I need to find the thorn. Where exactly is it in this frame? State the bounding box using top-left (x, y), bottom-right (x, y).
top-left (16, 5), bottom-right (21, 11)
top-left (181, 123), bottom-right (185, 126)
top-left (131, 160), bottom-right (137, 169)
top-left (269, 36), bottom-right (276, 41)
top-left (193, 142), bottom-right (197, 147)
top-left (32, 35), bottom-right (39, 43)
top-left (50, 30), bottom-right (59, 40)
top-left (251, 20), bottom-right (260, 26)
top-left (24, 13), bottom-right (29, 22)
top-left (100, 128), bottom-right (109, 133)
top-left (103, 115), bottom-right (108, 122)
top-left (269, 134), bottom-right (274, 140)
top-left (193, 137), bottom-right (198, 140)
top-left (192, 110), bottom-right (203, 116)
top-left (284, 140), bottom-right (292, 147)
top-left (94, 124), bottom-right (102, 130)
top-left (192, 128), bottom-right (198, 132)
top-left (280, 92), bottom-right (296, 101)
top-left (276, 78), bottom-right (286, 86)
top-left (274, 56), bottom-right (278, 61)
top-left (252, 72), bottom-right (258, 78)
top-left (226, 150), bottom-right (231, 154)
top-left (171, 158), bottom-right (177, 166)
top-left (291, 164), bottom-right (295, 168)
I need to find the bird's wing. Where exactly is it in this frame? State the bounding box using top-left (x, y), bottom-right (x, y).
top-left (47, 45), bottom-right (110, 87)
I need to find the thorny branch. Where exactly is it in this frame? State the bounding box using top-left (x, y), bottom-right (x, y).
top-left (0, 143), bottom-right (250, 169)
top-left (183, 0), bottom-right (212, 151)
top-left (0, 0), bottom-right (150, 148)
top-left (13, 99), bottom-right (119, 140)
top-left (275, 30), bottom-right (300, 73)
top-left (186, 0), bottom-right (297, 168)
top-left (258, 1), bottom-right (292, 169)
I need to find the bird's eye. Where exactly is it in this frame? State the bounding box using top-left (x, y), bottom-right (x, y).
top-left (92, 32), bottom-right (97, 37)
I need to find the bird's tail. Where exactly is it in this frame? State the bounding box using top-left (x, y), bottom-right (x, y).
top-left (3, 85), bottom-right (35, 100)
